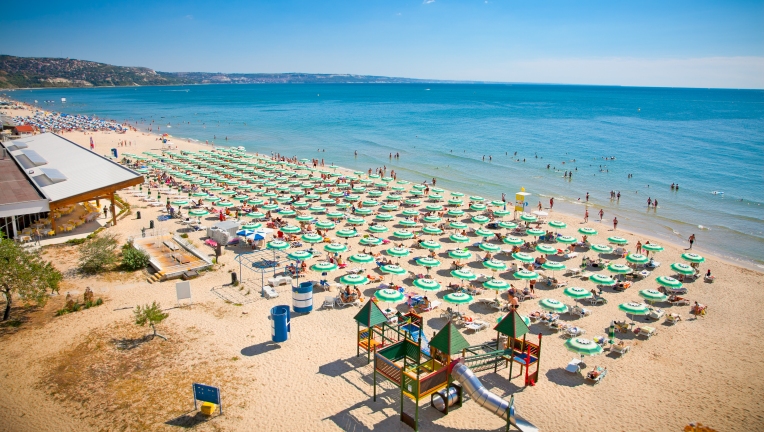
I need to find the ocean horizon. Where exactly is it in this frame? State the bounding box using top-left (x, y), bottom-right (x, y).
top-left (5, 83), bottom-right (764, 269)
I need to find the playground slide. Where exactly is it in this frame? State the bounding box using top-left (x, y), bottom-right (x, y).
top-left (400, 323), bottom-right (430, 357)
top-left (451, 362), bottom-right (538, 432)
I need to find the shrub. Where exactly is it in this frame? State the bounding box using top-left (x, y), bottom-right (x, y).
top-left (77, 233), bottom-right (119, 274)
top-left (121, 245), bottom-right (150, 271)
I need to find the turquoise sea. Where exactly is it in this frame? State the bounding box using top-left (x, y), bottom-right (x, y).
top-left (6, 84), bottom-right (764, 268)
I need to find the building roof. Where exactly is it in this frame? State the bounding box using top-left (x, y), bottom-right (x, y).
top-left (429, 321), bottom-right (470, 355)
top-left (2, 133), bottom-right (143, 208)
top-left (493, 310), bottom-right (530, 339)
top-left (0, 150), bottom-right (48, 217)
top-left (354, 299), bottom-right (389, 328)
top-left (13, 125), bottom-right (34, 133)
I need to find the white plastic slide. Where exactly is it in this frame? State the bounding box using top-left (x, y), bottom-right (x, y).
top-left (451, 361), bottom-right (538, 432)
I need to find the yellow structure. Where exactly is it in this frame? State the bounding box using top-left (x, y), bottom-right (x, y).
top-left (515, 188), bottom-right (531, 212)
top-left (200, 402), bottom-right (218, 416)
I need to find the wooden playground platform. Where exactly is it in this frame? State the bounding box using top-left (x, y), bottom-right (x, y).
top-left (134, 234), bottom-right (213, 281)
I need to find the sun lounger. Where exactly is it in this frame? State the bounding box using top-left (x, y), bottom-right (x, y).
top-left (335, 296), bottom-right (361, 307)
top-left (320, 296), bottom-right (335, 309)
top-left (665, 313), bottom-right (682, 324)
top-left (585, 366), bottom-right (607, 384)
top-left (669, 296), bottom-right (690, 306)
top-left (568, 305), bottom-right (592, 318)
top-left (611, 343), bottom-right (631, 357)
top-left (565, 326), bottom-right (586, 338)
top-left (417, 300), bottom-right (441, 312)
top-left (565, 358), bottom-right (582, 374)
top-left (465, 320), bottom-right (489, 332)
top-left (263, 285), bottom-right (279, 299)
top-left (589, 296), bottom-right (607, 306)
top-left (647, 307), bottom-right (665, 320)
top-left (637, 326), bottom-right (658, 339)
top-left (704, 275), bottom-right (715, 283)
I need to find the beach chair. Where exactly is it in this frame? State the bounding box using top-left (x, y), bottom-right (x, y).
top-left (418, 300), bottom-right (441, 313)
top-left (585, 366), bottom-right (607, 384)
top-left (589, 296), bottom-right (607, 306)
top-left (335, 295), bottom-right (360, 308)
top-left (636, 326), bottom-right (658, 339)
top-left (263, 285), bottom-right (279, 299)
top-left (613, 321), bottom-right (630, 333)
top-left (569, 304), bottom-right (592, 318)
top-left (704, 275), bottom-right (715, 283)
top-left (565, 358), bottom-right (583, 374)
top-left (611, 342), bottom-right (631, 357)
top-left (320, 296), bottom-right (335, 310)
top-left (647, 307), bottom-right (665, 320)
top-left (665, 313), bottom-right (682, 325)
top-left (465, 320), bottom-right (489, 332)
top-left (565, 326), bottom-right (586, 338)
top-left (669, 296), bottom-right (691, 306)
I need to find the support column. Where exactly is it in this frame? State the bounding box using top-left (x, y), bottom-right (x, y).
top-left (51, 206), bottom-right (57, 233)
top-left (110, 193), bottom-right (117, 226)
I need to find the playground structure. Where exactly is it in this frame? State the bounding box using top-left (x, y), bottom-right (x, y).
top-left (234, 248), bottom-right (291, 298)
top-left (354, 300), bottom-right (540, 431)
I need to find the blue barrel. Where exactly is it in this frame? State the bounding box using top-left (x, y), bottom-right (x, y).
top-left (270, 305), bottom-right (290, 343)
top-left (292, 281), bottom-right (314, 313)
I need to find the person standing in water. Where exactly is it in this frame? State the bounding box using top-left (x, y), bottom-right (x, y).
top-left (613, 217), bottom-right (618, 231)
top-left (584, 209), bottom-right (589, 223)
top-left (688, 234), bottom-right (695, 249)
top-left (598, 209), bottom-right (604, 221)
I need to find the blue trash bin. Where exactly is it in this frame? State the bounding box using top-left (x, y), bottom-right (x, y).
top-left (270, 305), bottom-right (290, 343)
top-left (292, 281), bottom-right (314, 313)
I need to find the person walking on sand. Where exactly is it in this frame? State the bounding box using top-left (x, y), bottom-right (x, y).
top-left (598, 209), bottom-right (604, 222)
top-left (549, 197), bottom-right (554, 209)
top-left (584, 209), bottom-right (589, 223)
top-left (688, 234), bottom-right (695, 249)
top-left (613, 217), bottom-right (618, 230)
top-left (636, 240), bottom-right (642, 254)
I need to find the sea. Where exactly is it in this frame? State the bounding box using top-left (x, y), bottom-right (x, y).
top-left (5, 84), bottom-right (764, 269)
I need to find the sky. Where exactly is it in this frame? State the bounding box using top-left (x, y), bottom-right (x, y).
top-left (1, 0), bottom-right (763, 88)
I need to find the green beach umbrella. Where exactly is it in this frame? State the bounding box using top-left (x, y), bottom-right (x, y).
top-left (539, 298), bottom-right (568, 313)
top-left (513, 269), bottom-right (539, 280)
top-left (520, 214), bottom-right (538, 222)
top-left (369, 225), bottom-right (389, 233)
top-left (301, 233), bottom-right (324, 244)
top-left (413, 278), bottom-right (441, 291)
top-left (393, 230), bottom-right (414, 239)
top-left (214, 201), bottom-right (234, 208)
top-left (548, 220), bottom-right (567, 229)
top-left (386, 246), bottom-right (410, 258)
top-left (360, 236), bottom-right (383, 246)
top-left (542, 261), bottom-right (567, 272)
top-left (590, 244), bottom-right (613, 254)
top-left (267, 240), bottom-right (290, 250)
top-left (608, 236), bottom-right (628, 245)
top-left (607, 263), bottom-right (632, 275)
top-left (311, 262), bottom-right (338, 273)
top-left (563, 286), bottom-right (593, 300)
top-left (279, 225), bottom-right (301, 234)
top-left (401, 209), bottom-right (420, 217)
top-left (422, 215), bottom-right (442, 224)
top-left (443, 292), bottom-right (473, 306)
top-left (295, 215), bottom-right (314, 222)
top-left (171, 199), bottom-right (189, 206)
top-left (287, 250), bottom-right (313, 261)
top-left (422, 226), bottom-right (443, 236)
top-left (327, 211), bottom-right (345, 220)
top-left (340, 274), bottom-right (369, 286)
top-left (448, 249), bottom-right (472, 260)
top-left (642, 243), bottom-right (664, 252)
top-left (349, 253), bottom-right (375, 264)
top-left (336, 229), bottom-right (358, 238)
top-left (399, 220), bottom-right (418, 228)
top-left (556, 236), bottom-right (577, 244)
top-left (451, 269), bottom-right (477, 280)
top-left (483, 259), bottom-right (507, 271)
top-left (469, 204), bottom-right (487, 211)
top-left (483, 279), bottom-right (510, 291)
top-left (376, 214), bottom-right (394, 222)
top-left (503, 236), bottom-right (524, 246)
top-left (450, 221), bottom-right (468, 230)
top-left (450, 233), bottom-right (470, 243)
top-left (639, 289), bottom-right (668, 303)
top-left (578, 227), bottom-right (598, 235)
top-left (447, 209), bottom-right (465, 217)
top-left (671, 262), bottom-right (695, 275)
top-left (375, 288), bottom-right (405, 303)
top-left (535, 244), bottom-right (557, 255)
top-left (241, 222), bottom-right (262, 230)
top-left (346, 216), bottom-right (366, 225)
top-left (478, 242), bottom-right (501, 253)
top-left (626, 253), bottom-right (650, 265)
top-left (526, 228), bottom-right (545, 237)
top-left (656, 276), bottom-right (683, 289)
top-left (420, 240), bottom-right (442, 250)
top-left (475, 228), bottom-right (494, 237)
top-left (681, 253), bottom-right (705, 263)
top-left (472, 215), bottom-right (490, 225)
top-left (565, 338), bottom-right (604, 359)
top-left (417, 257), bottom-right (441, 268)
top-left (512, 252), bottom-right (534, 263)
top-left (425, 204), bottom-right (444, 212)
top-left (619, 301), bottom-right (649, 316)
top-left (498, 221), bottom-right (517, 229)
top-left (380, 264), bottom-right (407, 279)
top-left (590, 274), bottom-right (616, 286)
top-left (315, 220), bottom-right (336, 230)
top-left (324, 243), bottom-right (348, 253)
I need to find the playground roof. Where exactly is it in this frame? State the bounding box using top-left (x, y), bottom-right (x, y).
top-left (429, 321), bottom-right (470, 355)
top-left (494, 310), bottom-right (530, 339)
top-left (354, 299), bottom-right (388, 328)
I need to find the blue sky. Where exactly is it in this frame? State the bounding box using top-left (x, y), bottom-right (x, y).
top-left (2, 0), bottom-right (763, 88)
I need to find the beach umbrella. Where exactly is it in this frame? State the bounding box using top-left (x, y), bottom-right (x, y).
top-left (311, 262), bottom-right (338, 273)
top-left (171, 199), bottom-right (189, 206)
top-left (626, 253), bottom-right (649, 265)
top-left (607, 263), bottom-right (632, 275)
top-left (416, 257), bottom-right (441, 269)
top-left (542, 261), bottom-right (566, 273)
top-left (401, 209), bottom-right (420, 217)
top-left (494, 210), bottom-right (511, 218)
top-left (188, 209), bottom-right (209, 217)
top-left (360, 236), bottom-right (383, 246)
top-left (642, 243), bottom-right (664, 253)
top-left (413, 278), bottom-right (441, 291)
top-left (639, 289), bottom-right (668, 303)
top-left (681, 253), bottom-right (705, 263)
top-left (526, 228), bottom-right (545, 237)
top-left (656, 276), bottom-right (683, 289)
top-left (478, 242), bottom-right (501, 253)
top-left (519, 214), bottom-right (537, 223)
top-left (315, 220), bottom-right (336, 230)
top-left (472, 215), bottom-right (490, 225)
top-left (450, 192), bottom-right (464, 197)
top-left (279, 225), bottom-right (301, 234)
top-left (422, 226), bottom-right (443, 236)
top-left (267, 240), bottom-right (290, 251)
top-left (336, 229), bottom-right (358, 238)
top-left (295, 215), bottom-right (314, 222)
top-left (420, 240), bottom-right (442, 250)
top-left (514, 269), bottom-right (539, 281)
top-left (556, 236), bottom-right (577, 244)
top-left (376, 214), bottom-right (394, 222)
top-left (483, 279), bottom-right (510, 292)
top-left (301, 233), bottom-right (324, 244)
top-left (503, 236), bottom-right (524, 246)
top-left (590, 274), bottom-right (616, 286)
top-left (498, 221), bottom-right (517, 229)
top-left (206, 196), bottom-right (222, 203)
top-left (262, 204), bottom-right (279, 211)
top-left (535, 244), bottom-right (557, 255)
top-left (386, 246), bottom-right (410, 258)
top-left (475, 228), bottom-right (494, 238)
top-left (369, 225), bottom-right (389, 234)
top-left (279, 209), bottom-right (297, 217)
top-left (470, 204), bottom-right (487, 211)
top-left (483, 259), bottom-right (507, 271)
top-left (381, 204), bottom-right (399, 212)
top-left (349, 253), bottom-right (375, 265)
top-left (448, 199), bottom-right (464, 206)
top-left (399, 220), bottom-right (418, 228)
top-left (393, 230), bottom-right (414, 239)
top-left (590, 244), bottom-right (613, 254)
top-left (340, 274), bottom-right (369, 286)
top-left (548, 220), bottom-right (567, 229)
top-left (447, 209), bottom-right (465, 217)
top-left (563, 286), bottom-right (593, 300)
top-left (449, 221), bottom-right (468, 230)
top-left (327, 211), bottom-right (346, 220)
top-left (539, 298), bottom-right (568, 313)
top-left (564, 338), bottom-right (604, 360)
top-left (671, 262), bottom-right (695, 275)
top-left (451, 269), bottom-right (477, 281)
top-left (288, 250), bottom-right (313, 261)
top-left (346, 217), bottom-right (366, 225)
top-left (241, 222), bottom-right (262, 230)
top-left (380, 264), bottom-right (407, 282)
top-left (323, 241), bottom-right (350, 253)
top-left (470, 196), bottom-right (485, 202)
top-left (450, 233), bottom-right (470, 243)
top-left (578, 227), bottom-right (598, 235)
top-left (425, 204), bottom-right (444, 212)
top-left (618, 302), bottom-right (649, 322)
top-left (512, 252), bottom-right (534, 263)
top-left (608, 236), bottom-right (628, 245)
top-left (404, 199), bottom-right (421, 206)
top-left (375, 288), bottom-right (405, 305)
top-left (443, 292), bottom-right (473, 312)
top-left (236, 229), bottom-right (255, 237)
top-left (448, 249), bottom-right (472, 260)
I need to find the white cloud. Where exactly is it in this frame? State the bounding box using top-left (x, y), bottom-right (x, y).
top-left (457, 56), bottom-right (764, 89)
top-left (184, 15), bottom-right (193, 20)
top-left (423, 0), bottom-right (435, 4)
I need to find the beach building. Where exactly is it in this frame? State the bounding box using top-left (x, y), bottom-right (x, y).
top-left (0, 133), bottom-right (143, 240)
top-left (12, 124), bottom-right (34, 136)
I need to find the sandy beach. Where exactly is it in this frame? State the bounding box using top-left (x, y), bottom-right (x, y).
top-left (1, 103), bottom-right (764, 432)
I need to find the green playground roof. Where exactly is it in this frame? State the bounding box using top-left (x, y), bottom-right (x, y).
top-left (354, 299), bottom-right (388, 328)
top-left (494, 310), bottom-right (530, 339)
top-left (429, 321), bottom-right (470, 355)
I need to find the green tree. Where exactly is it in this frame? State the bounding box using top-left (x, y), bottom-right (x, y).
top-left (134, 301), bottom-right (169, 340)
top-left (78, 232), bottom-right (118, 274)
top-left (0, 234), bottom-right (62, 321)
